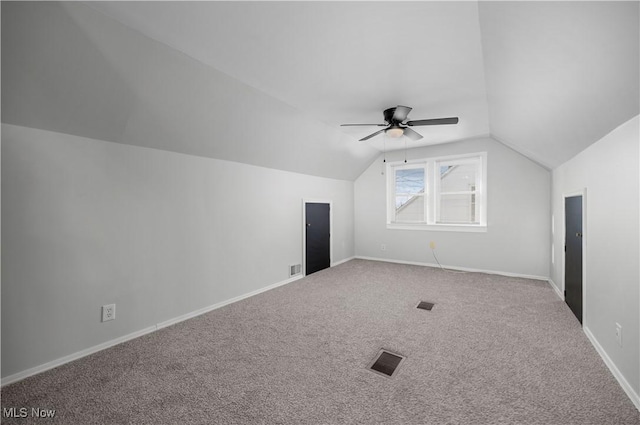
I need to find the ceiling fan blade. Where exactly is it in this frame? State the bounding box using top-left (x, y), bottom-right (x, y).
top-left (392, 105), bottom-right (412, 122)
top-left (341, 123), bottom-right (387, 127)
top-left (406, 117), bottom-right (459, 126)
top-left (403, 127), bottom-right (423, 141)
top-left (359, 128), bottom-right (387, 141)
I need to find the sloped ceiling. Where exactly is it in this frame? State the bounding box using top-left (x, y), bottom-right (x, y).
top-left (479, 1), bottom-right (639, 167)
top-left (2, 2), bottom-right (638, 180)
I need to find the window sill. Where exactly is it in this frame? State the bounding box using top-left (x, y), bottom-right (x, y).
top-left (386, 223), bottom-right (487, 233)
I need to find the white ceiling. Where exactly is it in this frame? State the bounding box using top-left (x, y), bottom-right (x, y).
top-left (2, 1), bottom-right (638, 179)
top-left (89, 1), bottom-right (492, 151)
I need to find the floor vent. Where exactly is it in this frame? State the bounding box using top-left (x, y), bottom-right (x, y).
top-left (368, 349), bottom-right (405, 378)
top-left (417, 301), bottom-right (435, 311)
top-left (289, 264), bottom-right (302, 277)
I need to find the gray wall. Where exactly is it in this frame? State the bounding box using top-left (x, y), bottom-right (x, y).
top-left (550, 115), bottom-right (639, 396)
top-left (354, 137), bottom-right (551, 278)
top-left (2, 124), bottom-right (354, 379)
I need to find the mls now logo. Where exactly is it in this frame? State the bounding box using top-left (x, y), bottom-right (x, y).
top-left (3, 407), bottom-right (56, 418)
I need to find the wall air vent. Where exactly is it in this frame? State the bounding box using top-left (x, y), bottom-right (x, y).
top-left (289, 264), bottom-right (302, 277)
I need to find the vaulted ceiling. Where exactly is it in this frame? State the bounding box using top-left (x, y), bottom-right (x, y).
top-left (2, 2), bottom-right (638, 180)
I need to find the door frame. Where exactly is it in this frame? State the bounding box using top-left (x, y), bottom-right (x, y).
top-left (302, 199), bottom-right (333, 276)
top-left (562, 189), bottom-right (587, 325)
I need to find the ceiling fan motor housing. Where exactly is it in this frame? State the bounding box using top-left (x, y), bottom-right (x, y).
top-left (384, 107), bottom-right (400, 124)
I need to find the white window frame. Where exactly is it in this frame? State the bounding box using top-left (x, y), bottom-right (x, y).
top-left (386, 152), bottom-right (487, 232)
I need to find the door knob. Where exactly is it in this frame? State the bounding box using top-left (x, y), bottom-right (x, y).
top-left (307, 223), bottom-right (311, 227)
top-left (576, 232), bottom-right (582, 237)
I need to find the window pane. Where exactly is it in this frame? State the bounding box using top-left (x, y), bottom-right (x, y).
top-left (439, 193), bottom-right (478, 223)
top-left (395, 168), bottom-right (424, 195)
top-left (394, 167), bottom-right (425, 222)
top-left (440, 163), bottom-right (477, 193)
top-left (396, 195), bottom-right (425, 222)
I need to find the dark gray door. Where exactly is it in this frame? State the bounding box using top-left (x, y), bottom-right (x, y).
top-left (565, 195), bottom-right (583, 324)
top-left (305, 203), bottom-right (330, 275)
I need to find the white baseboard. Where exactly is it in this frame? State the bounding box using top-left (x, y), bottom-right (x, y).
top-left (0, 325), bottom-right (157, 387)
top-left (548, 278), bottom-right (564, 300)
top-left (331, 256), bottom-right (355, 268)
top-left (157, 274), bottom-right (303, 330)
top-left (355, 256), bottom-right (549, 281)
top-left (583, 326), bottom-right (640, 411)
top-left (1, 274), bottom-right (303, 387)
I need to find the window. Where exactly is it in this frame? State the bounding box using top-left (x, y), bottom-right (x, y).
top-left (393, 165), bottom-right (426, 223)
top-left (386, 153), bottom-right (486, 232)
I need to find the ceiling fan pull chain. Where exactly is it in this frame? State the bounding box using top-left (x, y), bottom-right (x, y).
top-left (383, 136), bottom-right (387, 163)
top-left (404, 138), bottom-right (407, 163)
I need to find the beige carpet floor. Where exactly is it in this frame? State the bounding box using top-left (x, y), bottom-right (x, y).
top-left (2, 259), bottom-right (639, 424)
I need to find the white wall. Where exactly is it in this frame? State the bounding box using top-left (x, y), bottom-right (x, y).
top-left (354, 137), bottom-right (551, 278)
top-left (1, 124), bottom-right (354, 379)
top-left (550, 115), bottom-right (639, 398)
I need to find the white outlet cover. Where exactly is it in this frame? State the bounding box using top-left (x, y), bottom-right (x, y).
top-left (102, 304), bottom-right (116, 322)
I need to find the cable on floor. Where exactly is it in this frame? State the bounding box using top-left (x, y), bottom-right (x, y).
top-left (431, 249), bottom-right (467, 274)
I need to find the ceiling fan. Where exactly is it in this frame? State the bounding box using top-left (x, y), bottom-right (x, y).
top-left (341, 105), bottom-right (459, 141)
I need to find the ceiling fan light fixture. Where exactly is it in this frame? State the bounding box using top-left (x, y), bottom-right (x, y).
top-left (386, 127), bottom-right (404, 138)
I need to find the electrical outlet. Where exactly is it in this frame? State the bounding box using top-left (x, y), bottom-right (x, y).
top-left (429, 241), bottom-right (436, 250)
top-left (102, 304), bottom-right (116, 322)
top-left (615, 323), bottom-right (622, 347)
top-left (380, 244), bottom-right (386, 251)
